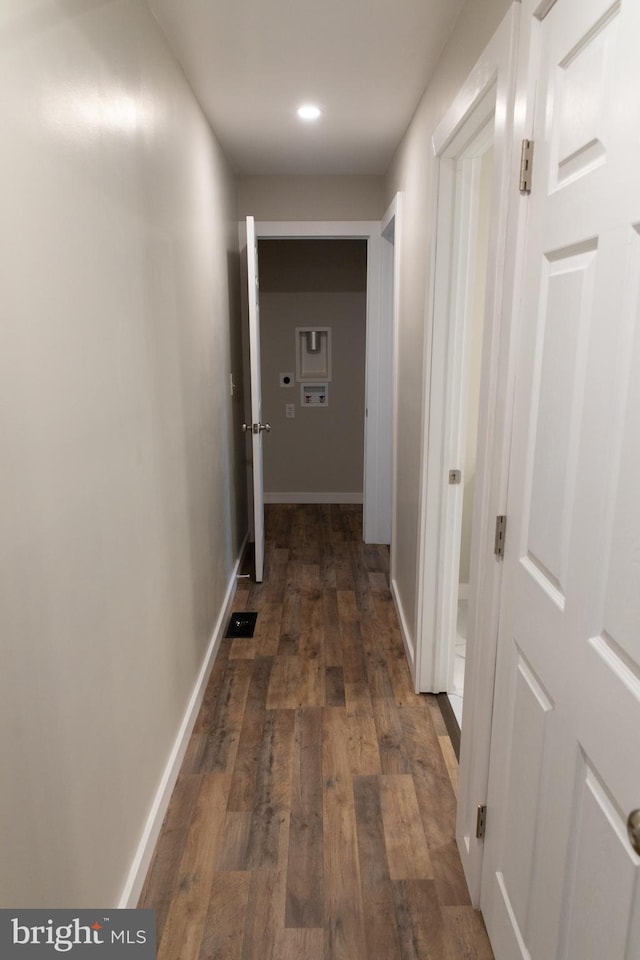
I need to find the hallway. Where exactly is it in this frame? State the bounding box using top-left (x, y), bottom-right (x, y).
top-left (139, 504), bottom-right (493, 959)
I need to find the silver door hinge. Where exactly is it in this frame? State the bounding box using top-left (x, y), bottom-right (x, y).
top-left (476, 804), bottom-right (487, 840)
top-left (494, 515), bottom-right (507, 559)
top-left (519, 139), bottom-right (534, 194)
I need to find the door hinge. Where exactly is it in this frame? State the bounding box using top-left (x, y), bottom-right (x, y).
top-left (519, 139), bottom-right (534, 194)
top-left (494, 515), bottom-right (507, 559)
top-left (476, 804), bottom-right (487, 840)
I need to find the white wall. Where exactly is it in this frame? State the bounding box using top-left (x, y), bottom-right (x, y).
top-left (384, 0), bottom-right (512, 653)
top-left (0, 0), bottom-right (245, 907)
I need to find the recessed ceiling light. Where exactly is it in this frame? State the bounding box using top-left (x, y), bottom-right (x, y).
top-left (297, 104), bottom-right (321, 121)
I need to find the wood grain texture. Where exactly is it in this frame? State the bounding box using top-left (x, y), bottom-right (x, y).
top-left (275, 928), bottom-right (324, 960)
top-left (322, 589), bottom-right (342, 666)
top-left (353, 775), bottom-right (403, 960)
top-left (156, 774), bottom-right (230, 960)
top-left (266, 654), bottom-right (324, 709)
top-left (216, 812), bottom-right (252, 872)
top-left (229, 637), bottom-right (257, 660)
top-left (200, 659), bottom-right (253, 774)
top-left (439, 735), bottom-right (460, 797)
top-left (242, 867), bottom-right (287, 960)
top-left (393, 879), bottom-right (453, 960)
top-left (325, 665), bottom-right (346, 707)
top-left (285, 708), bottom-right (324, 928)
top-left (245, 709), bottom-right (295, 869)
top-left (139, 505), bottom-right (492, 960)
top-left (345, 688), bottom-right (382, 776)
top-left (278, 588), bottom-right (300, 656)
top-left (198, 872), bottom-right (250, 960)
top-left (254, 601), bottom-right (284, 658)
top-left (138, 774), bottom-right (201, 943)
top-left (442, 906), bottom-right (495, 959)
top-left (227, 657), bottom-right (273, 811)
top-left (379, 775), bottom-right (433, 880)
top-left (323, 707), bottom-right (367, 960)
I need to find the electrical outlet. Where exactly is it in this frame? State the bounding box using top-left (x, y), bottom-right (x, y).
top-left (285, 403), bottom-right (295, 419)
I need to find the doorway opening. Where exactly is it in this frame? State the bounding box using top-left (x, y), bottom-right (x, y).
top-left (417, 87), bottom-right (497, 730)
top-left (246, 217), bottom-right (397, 556)
top-left (447, 130), bottom-right (494, 726)
top-left (257, 238), bottom-right (368, 508)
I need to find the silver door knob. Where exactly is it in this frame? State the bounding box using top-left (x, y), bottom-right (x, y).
top-left (242, 422), bottom-right (271, 434)
top-left (627, 810), bottom-right (640, 855)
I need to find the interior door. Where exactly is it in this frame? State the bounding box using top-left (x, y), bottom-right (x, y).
top-left (245, 215), bottom-right (267, 582)
top-left (481, 0), bottom-right (640, 957)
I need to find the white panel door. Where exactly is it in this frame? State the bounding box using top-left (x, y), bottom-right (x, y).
top-left (481, 0), bottom-right (640, 958)
top-left (246, 215), bottom-right (267, 582)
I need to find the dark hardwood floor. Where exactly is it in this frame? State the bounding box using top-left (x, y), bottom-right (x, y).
top-left (139, 504), bottom-right (493, 960)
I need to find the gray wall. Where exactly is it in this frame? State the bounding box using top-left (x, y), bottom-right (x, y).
top-left (238, 175), bottom-right (385, 221)
top-left (0, 0), bottom-right (245, 907)
top-left (259, 240), bottom-right (367, 497)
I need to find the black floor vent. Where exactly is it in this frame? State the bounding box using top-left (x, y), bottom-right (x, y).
top-left (226, 611), bottom-right (258, 638)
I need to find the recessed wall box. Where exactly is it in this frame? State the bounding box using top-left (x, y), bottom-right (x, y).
top-left (295, 327), bottom-right (331, 382)
top-left (301, 383), bottom-right (329, 407)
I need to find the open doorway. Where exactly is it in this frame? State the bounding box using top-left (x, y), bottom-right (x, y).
top-left (417, 86), bottom-right (497, 727)
top-left (412, 7), bottom-right (520, 903)
top-left (247, 217), bottom-right (398, 554)
top-left (448, 136), bottom-right (494, 726)
top-left (257, 239), bottom-right (368, 506)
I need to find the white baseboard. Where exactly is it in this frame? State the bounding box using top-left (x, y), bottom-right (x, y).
top-left (390, 577), bottom-right (415, 679)
top-left (458, 582), bottom-right (470, 600)
top-left (118, 534), bottom-right (248, 908)
top-left (264, 492), bottom-right (363, 504)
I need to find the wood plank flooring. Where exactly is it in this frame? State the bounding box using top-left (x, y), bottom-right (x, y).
top-left (139, 504), bottom-right (493, 960)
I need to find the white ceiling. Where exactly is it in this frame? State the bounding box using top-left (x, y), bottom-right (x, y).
top-left (148, 0), bottom-right (466, 175)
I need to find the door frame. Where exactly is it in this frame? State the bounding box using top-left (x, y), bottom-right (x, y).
top-left (413, 3), bottom-right (523, 903)
top-left (254, 219), bottom-right (397, 549)
top-left (429, 108), bottom-right (496, 699)
top-left (245, 216), bottom-right (266, 581)
top-left (380, 196), bottom-right (403, 588)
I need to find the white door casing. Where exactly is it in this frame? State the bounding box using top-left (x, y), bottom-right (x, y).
top-left (376, 194), bottom-right (402, 551)
top-left (433, 112), bottom-right (495, 698)
top-left (380, 195), bottom-right (410, 673)
top-left (246, 215), bottom-right (266, 582)
top-left (414, 4), bottom-right (520, 903)
top-left (253, 220), bottom-right (392, 548)
top-left (481, 0), bottom-right (640, 957)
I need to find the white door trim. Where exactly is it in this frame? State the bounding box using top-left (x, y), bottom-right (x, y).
top-left (380, 195), bottom-right (402, 558)
top-left (256, 221), bottom-right (379, 237)
top-left (435, 115), bottom-right (495, 697)
top-left (413, 2), bottom-right (522, 904)
top-left (379, 195), bottom-right (410, 672)
top-left (246, 216), bottom-right (266, 581)
top-left (254, 220), bottom-right (391, 547)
